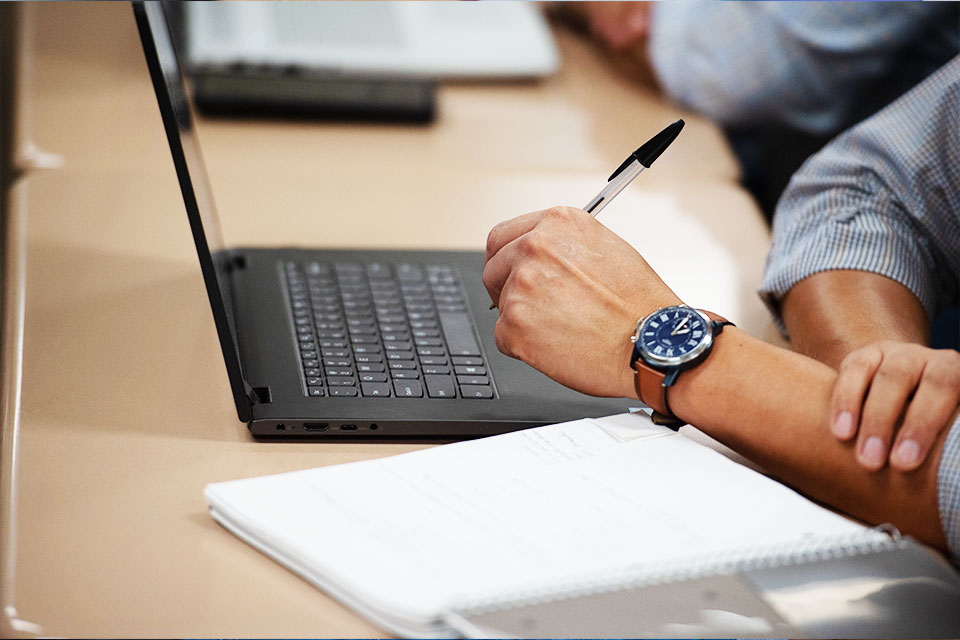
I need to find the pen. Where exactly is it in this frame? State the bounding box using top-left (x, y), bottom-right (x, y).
top-left (490, 119), bottom-right (684, 308)
top-left (583, 119), bottom-right (684, 216)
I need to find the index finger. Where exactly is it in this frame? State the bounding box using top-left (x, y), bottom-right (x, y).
top-left (485, 209), bottom-right (553, 263)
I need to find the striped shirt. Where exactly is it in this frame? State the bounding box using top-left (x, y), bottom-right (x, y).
top-left (760, 55), bottom-right (960, 562)
top-left (649, 1), bottom-right (959, 136)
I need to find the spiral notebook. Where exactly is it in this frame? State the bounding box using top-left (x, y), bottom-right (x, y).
top-left (204, 413), bottom-right (960, 638)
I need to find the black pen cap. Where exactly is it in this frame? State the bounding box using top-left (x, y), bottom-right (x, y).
top-left (609, 119), bottom-right (685, 180)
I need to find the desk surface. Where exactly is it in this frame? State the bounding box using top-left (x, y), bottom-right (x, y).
top-left (3, 3), bottom-right (777, 637)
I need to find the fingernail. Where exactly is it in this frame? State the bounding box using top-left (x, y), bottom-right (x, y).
top-left (832, 411), bottom-right (855, 438)
top-left (893, 440), bottom-right (920, 468)
top-left (860, 437), bottom-right (886, 468)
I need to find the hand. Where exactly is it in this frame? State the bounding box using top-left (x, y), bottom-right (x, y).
top-left (830, 341), bottom-right (960, 471)
top-left (578, 2), bottom-right (653, 51)
top-left (483, 207), bottom-right (682, 398)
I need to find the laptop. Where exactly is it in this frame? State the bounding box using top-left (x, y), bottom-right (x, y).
top-left (133, 1), bottom-right (633, 439)
top-left (183, 1), bottom-right (559, 81)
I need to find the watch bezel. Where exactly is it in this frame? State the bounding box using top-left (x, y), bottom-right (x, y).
top-left (635, 306), bottom-right (714, 369)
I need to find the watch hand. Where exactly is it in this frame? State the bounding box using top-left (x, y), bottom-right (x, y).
top-left (670, 317), bottom-right (689, 335)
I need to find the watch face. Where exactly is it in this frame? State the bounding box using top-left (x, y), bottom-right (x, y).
top-left (638, 306), bottom-right (712, 367)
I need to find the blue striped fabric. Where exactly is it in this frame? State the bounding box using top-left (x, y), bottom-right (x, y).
top-left (940, 419), bottom-right (960, 563)
top-left (760, 55), bottom-right (960, 562)
top-left (649, 2), bottom-right (959, 135)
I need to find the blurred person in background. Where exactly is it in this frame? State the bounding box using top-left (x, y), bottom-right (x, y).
top-left (559, 1), bottom-right (959, 216)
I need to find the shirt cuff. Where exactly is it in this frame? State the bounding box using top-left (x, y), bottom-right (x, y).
top-left (938, 415), bottom-right (960, 565)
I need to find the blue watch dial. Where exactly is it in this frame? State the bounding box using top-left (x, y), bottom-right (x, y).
top-left (639, 306), bottom-right (709, 363)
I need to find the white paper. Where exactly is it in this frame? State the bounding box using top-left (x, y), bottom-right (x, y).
top-left (204, 413), bottom-right (867, 636)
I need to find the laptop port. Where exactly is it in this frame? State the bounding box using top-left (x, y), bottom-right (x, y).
top-left (369, 423), bottom-right (378, 431)
top-left (276, 423), bottom-right (286, 432)
top-left (340, 424), bottom-right (358, 431)
top-left (303, 422), bottom-right (329, 432)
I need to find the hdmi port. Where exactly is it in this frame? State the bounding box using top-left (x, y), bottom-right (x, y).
top-left (303, 423), bottom-right (329, 432)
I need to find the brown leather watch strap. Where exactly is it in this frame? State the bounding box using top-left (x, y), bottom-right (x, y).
top-left (633, 359), bottom-right (670, 416)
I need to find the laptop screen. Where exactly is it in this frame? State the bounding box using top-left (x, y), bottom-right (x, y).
top-left (133, 1), bottom-right (252, 420)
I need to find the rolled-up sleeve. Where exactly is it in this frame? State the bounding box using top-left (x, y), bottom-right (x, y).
top-left (938, 417), bottom-right (960, 564)
top-left (649, 2), bottom-right (959, 135)
top-left (759, 56), bottom-right (960, 334)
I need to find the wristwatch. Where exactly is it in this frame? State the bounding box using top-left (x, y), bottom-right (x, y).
top-left (629, 305), bottom-right (733, 428)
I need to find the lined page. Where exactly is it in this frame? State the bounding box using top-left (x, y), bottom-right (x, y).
top-left (204, 413), bottom-right (867, 630)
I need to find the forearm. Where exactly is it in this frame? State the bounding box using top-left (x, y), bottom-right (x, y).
top-left (669, 327), bottom-right (948, 550)
top-left (781, 270), bottom-right (930, 368)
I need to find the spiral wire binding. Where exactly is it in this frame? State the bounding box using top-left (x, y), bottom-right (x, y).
top-left (452, 527), bottom-right (903, 618)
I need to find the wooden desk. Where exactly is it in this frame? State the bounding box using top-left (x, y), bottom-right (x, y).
top-left (1, 3), bottom-right (776, 637)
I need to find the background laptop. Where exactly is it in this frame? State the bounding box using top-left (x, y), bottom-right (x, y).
top-left (134, 1), bottom-right (633, 439)
top-left (184, 1), bottom-right (559, 80)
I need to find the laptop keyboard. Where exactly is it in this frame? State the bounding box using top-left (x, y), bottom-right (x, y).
top-left (284, 261), bottom-right (495, 399)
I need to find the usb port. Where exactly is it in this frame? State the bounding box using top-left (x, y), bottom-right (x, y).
top-left (339, 424), bottom-right (358, 431)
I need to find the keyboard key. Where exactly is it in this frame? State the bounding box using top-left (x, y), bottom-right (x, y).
top-left (357, 362), bottom-right (385, 372)
top-left (355, 353), bottom-right (384, 363)
top-left (352, 344), bottom-right (382, 354)
top-left (323, 358), bottom-right (351, 368)
top-left (452, 356), bottom-right (483, 366)
top-left (391, 370), bottom-right (420, 379)
top-left (320, 349), bottom-right (349, 358)
top-left (300, 350), bottom-right (318, 360)
top-left (307, 387), bottom-right (325, 397)
top-left (303, 359), bottom-right (320, 368)
top-left (419, 356), bottom-right (448, 366)
top-left (457, 375), bottom-right (489, 385)
top-left (329, 387), bottom-right (359, 397)
top-left (361, 382), bottom-right (391, 397)
top-left (410, 320), bottom-right (438, 330)
top-left (381, 333), bottom-right (410, 343)
top-left (417, 347), bottom-right (446, 357)
top-left (389, 360), bottom-right (417, 370)
top-left (439, 312), bottom-right (481, 356)
top-left (350, 335), bottom-right (379, 344)
top-left (319, 340), bottom-right (347, 348)
top-left (306, 377), bottom-right (323, 386)
top-left (384, 341), bottom-right (413, 351)
top-left (425, 375), bottom-right (456, 398)
top-left (387, 350), bottom-right (415, 361)
top-left (397, 263), bottom-right (424, 281)
top-left (359, 372), bottom-right (388, 383)
top-left (414, 337), bottom-right (443, 347)
top-left (326, 368), bottom-right (354, 377)
top-left (413, 328), bottom-right (440, 338)
top-left (460, 385), bottom-right (493, 398)
top-left (393, 380), bottom-right (423, 398)
top-left (379, 324), bottom-right (407, 334)
top-left (327, 378), bottom-right (356, 386)
top-left (422, 365), bottom-right (450, 375)
top-left (455, 365), bottom-right (486, 376)
top-left (304, 368), bottom-right (321, 377)
top-left (316, 330), bottom-right (345, 339)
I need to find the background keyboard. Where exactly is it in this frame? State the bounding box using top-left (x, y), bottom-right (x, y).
top-left (284, 261), bottom-right (496, 399)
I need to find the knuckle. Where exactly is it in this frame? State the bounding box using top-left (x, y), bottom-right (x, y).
top-left (516, 233), bottom-right (542, 257)
top-left (513, 265), bottom-right (539, 291)
top-left (841, 347), bottom-right (881, 372)
top-left (875, 358), bottom-right (915, 383)
top-left (485, 226), bottom-right (501, 257)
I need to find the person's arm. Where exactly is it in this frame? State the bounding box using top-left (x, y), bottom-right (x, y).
top-left (484, 207), bottom-right (952, 552)
top-left (647, 2), bottom-right (957, 135)
top-left (781, 271), bottom-right (929, 369)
